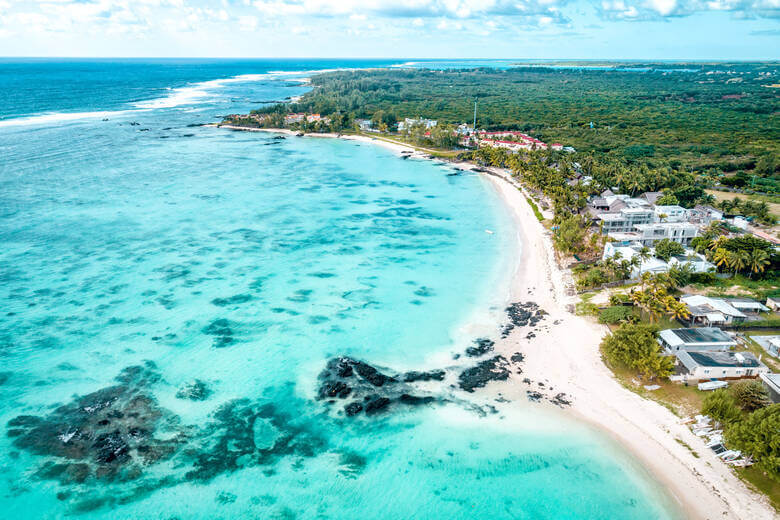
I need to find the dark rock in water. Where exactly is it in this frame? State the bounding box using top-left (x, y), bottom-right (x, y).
top-left (0, 371), bottom-right (11, 386)
top-left (510, 352), bottom-right (524, 364)
top-left (465, 338), bottom-right (495, 357)
top-left (6, 362), bottom-right (181, 485)
top-left (399, 394), bottom-right (435, 406)
top-left (210, 294), bottom-right (252, 307)
top-left (93, 431), bottom-right (130, 464)
top-left (186, 399), bottom-right (327, 482)
top-left (351, 360), bottom-right (395, 387)
top-left (344, 402), bottom-right (363, 416)
top-left (458, 356), bottom-right (510, 392)
top-left (176, 380), bottom-right (212, 401)
top-left (273, 135), bottom-right (286, 140)
top-left (202, 318), bottom-right (232, 336)
top-left (402, 370), bottom-right (445, 383)
top-left (202, 318), bottom-right (235, 348)
top-left (216, 491), bottom-right (237, 505)
top-left (363, 395), bottom-right (391, 415)
top-left (318, 381), bottom-right (351, 399)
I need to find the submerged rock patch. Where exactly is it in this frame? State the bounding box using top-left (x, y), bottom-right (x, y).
top-left (211, 294), bottom-right (253, 307)
top-left (7, 362), bottom-right (183, 486)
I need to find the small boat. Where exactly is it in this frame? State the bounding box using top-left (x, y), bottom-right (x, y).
top-left (485, 229), bottom-right (494, 234)
top-left (698, 380), bottom-right (728, 391)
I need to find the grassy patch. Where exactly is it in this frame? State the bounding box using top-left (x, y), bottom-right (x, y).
top-left (524, 194), bottom-right (545, 222)
top-left (575, 293), bottom-right (599, 317)
top-left (736, 467), bottom-right (780, 513)
top-left (706, 189), bottom-right (780, 218)
top-left (674, 438), bottom-right (700, 458)
top-left (599, 344), bottom-right (705, 417)
top-left (690, 274), bottom-right (780, 301)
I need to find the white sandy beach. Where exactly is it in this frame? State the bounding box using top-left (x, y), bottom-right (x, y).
top-left (480, 169), bottom-right (776, 520)
top-left (217, 125), bottom-right (776, 519)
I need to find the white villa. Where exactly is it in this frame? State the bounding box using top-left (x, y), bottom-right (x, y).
top-left (658, 327), bottom-right (737, 353)
top-left (654, 205), bottom-right (688, 222)
top-left (675, 350), bottom-right (768, 383)
top-left (397, 118), bottom-right (437, 132)
top-left (602, 243), bottom-right (714, 278)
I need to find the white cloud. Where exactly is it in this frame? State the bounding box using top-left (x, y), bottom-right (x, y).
top-left (238, 14), bottom-right (258, 30)
top-left (599, 0), bottom-right (780, 19)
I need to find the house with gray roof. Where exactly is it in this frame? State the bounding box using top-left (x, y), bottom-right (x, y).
top-left (658, 327), bottom-right (737, 353)
top-left (675, 350), bottom-right (768, 382)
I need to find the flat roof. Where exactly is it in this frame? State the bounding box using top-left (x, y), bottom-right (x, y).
top-left (668, 327), bottom-right (735, 345)
top-left (687, 351), bottom-right (762, 368)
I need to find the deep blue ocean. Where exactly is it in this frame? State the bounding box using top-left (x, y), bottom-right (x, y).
top-left (0, 59), bottom-right (680, 519)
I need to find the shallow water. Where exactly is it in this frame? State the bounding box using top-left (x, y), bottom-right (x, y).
top-left (0, 59), bottom-right (681, 519)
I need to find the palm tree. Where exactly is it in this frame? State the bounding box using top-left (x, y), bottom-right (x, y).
top-left (709, 236), bottom-right (728, 252)
top-left (748, 249), bottom-right (770, 278)
top-left (713, 248), bottom-right (731, 271)
top-left (667, 299), bottom-right (691, 323)
top-left (729, 250), bottom-right (748, 274)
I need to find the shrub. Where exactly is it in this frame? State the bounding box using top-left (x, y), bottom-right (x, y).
top-left (601, 323), bottom-right (674, 380)
top-left (725, 404), bottom-right (780, 481)
top-left (702, 389), bottom-right (743, 426)
top-left (654, 238), bottom-right (686, 262)
top-left (598, 305), bottom-right (636, 324)
top-left (730, 380), bottom-right (772, 412)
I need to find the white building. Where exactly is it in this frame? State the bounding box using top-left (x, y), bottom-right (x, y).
top-left (654, 205), bottom-right (688, 222)
top-left (658, 327), bottom-right (737, 353)
top-left (680, 295), bottom-right (748, 327)
top-left (760, 373), bottom-right (780, 403)
top-left (675, 350), bottom-right (768, 383)
top-left (598, 208), bottom-right (656, 234)
top-left (632, 222), bottom-right (698, 247)
top-left (690, 205), bottom-right (724, 225)
top-left (667, 252), bottom-right (715, 273)
top-left (602, 243), bottom-right (712, 278)
top-left (397, 118), bottom-right (437, 132)
top-left (752, 336), bottom-right (780, 358)
top-left (355, 119), bottom-right (373, 131)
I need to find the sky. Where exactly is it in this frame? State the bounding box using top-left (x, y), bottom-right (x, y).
top-left (0, 0), bottom-right (778, 59)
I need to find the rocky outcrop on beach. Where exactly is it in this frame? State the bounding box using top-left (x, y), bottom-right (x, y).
top-left (315, 301), bottom-right (569, 415)
top-left (501, 302), bottom-right (546, 338)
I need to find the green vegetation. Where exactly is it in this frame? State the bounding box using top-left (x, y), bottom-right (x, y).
top-left (653, 238), bottom-right (685, 262)
top-left (601, 323), bottom-right (674, 381)
top-left (598, 305), bottom-right (636, 324)
top-left (715, 196), bottom-right (777, 225)
top-left (691, 225), bottom-right (778, 279)
top-left (259, 65), bottom-right (779, 178)
top-left (524, 194), bottom-right (544, 222)
top-left (702, 385), bottom-right (779, 482)
top-left (628, 272), bottom-right (690, 323)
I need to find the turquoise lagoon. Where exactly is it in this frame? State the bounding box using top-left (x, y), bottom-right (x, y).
top-left (0, 60), bottom-right (681, 519)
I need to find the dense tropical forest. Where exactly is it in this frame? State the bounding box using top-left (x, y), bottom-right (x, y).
top-left (252, 64), bottom-right (779, 192)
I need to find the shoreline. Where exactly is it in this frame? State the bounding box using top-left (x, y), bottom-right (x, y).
top-left (215, 124), bottom-right (776, 519)
top-left (479, 169), bottom-right (776, 520)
